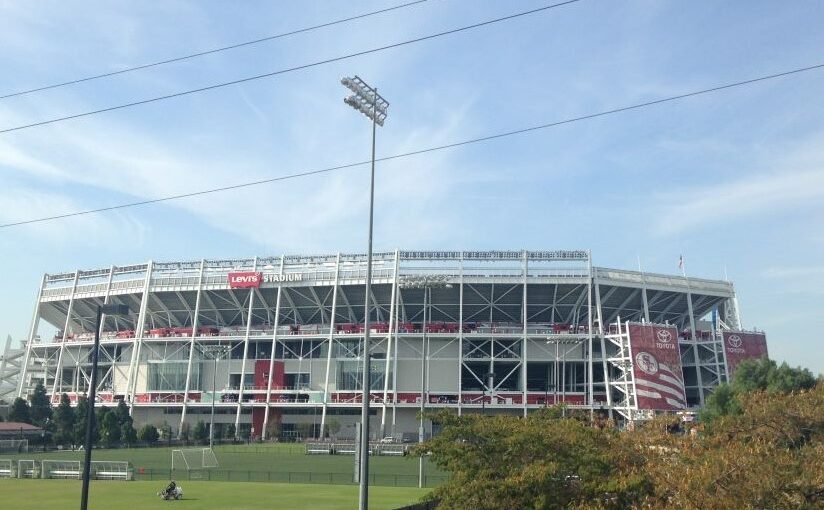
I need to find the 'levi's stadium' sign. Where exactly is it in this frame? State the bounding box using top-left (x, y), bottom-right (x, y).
top-left (228, 272), bottom-right (262, 288)
top-left (228, 272), bottom-right (304, 288)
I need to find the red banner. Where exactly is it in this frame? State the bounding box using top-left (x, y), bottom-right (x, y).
top-left (228, 271), bottom-right (262, 288)
top-left (627, 324), bottom-right (687, 411)
top-left (723, 331), bottom-right (768, 376)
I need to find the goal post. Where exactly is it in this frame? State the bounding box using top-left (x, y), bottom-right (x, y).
top-left (0, 459), bottom-right (14, 478)
top-left (0, 439), bottom-right (28, 453)
top-left (42, 460), bottom-right (81, 479)
top-left (172, 448), bottom-right (218, 471)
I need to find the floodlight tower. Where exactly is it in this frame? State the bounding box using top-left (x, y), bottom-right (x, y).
top-left (341, 75), bottom-right (389, 510)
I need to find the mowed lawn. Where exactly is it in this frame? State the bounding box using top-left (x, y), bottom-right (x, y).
top-left (4, 443), bottom-right (447, 485)
top-left (0, 479), bottom-right (429, 510)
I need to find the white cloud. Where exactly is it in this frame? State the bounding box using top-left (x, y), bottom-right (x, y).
top-left (654, 167), bottom-right (824, 234)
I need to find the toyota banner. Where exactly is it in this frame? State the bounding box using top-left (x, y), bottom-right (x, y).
top-left (628, 323), bottom-right (687, 411)
top-left (723, 331), bottom-right (768, 376)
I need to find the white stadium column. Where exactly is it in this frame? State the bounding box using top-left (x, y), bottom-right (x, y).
top-left (319, 254), bottom-right (340, 438)
top-left (179, 260), bottom-right (205, 436)
top-left (50, 271), bottom-right (79, 400)
top-left (380, 250), bottom-right (399, 437)
top-left (522, 251), bottom-right (528, 417)
top-left (234, 257), bottom-right (258, 437)
top-left (18, 274), bottom-right (47, 398)
top-left (127, 261), bottom-right (154, 416)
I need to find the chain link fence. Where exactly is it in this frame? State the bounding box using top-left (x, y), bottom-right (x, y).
top-left (135, 467), bottom-right (447, 487)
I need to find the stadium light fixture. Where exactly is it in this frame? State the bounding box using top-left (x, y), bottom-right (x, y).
top-left (81, 303), bottom-right (130, 510)
top-left (341, 75), bottom-right (388, 510)
top-left (199, 344), bottom-right (232, 448)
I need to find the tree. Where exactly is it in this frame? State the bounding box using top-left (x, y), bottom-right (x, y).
top-left (417, 408), bottom-right (648, 509)
top-left (635, 383), bottom-right (824, 509)
top-left (702, 358), bottom-right (818, 423)
top-left (101, 411), bottom-right (121, 445)
top-left (73, 397), bottom-right (89, 445)
top-left (8, 397), bottom-right (31, 424)
top-left (225, 423), bottom-right (236, 440)
top-left (114, 400), bottom-right (132, 427)
top-left (296, 422), bottom-right (314, 440)
top-left (121, 422), bottom-right (137, 446)
top-left (28, 382), bottom-right (52, 427)
top-left (53, 394), bottom-right (75, 445)
top-left (138, 424), bottom-right (159, 444)
top-left (179, 422), bottom-right (190, 442)
top-left (193, 421), bottom-right (208, 444)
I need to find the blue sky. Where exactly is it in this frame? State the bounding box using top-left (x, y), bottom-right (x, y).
top-left (0, 1), bottom-right (822, 375)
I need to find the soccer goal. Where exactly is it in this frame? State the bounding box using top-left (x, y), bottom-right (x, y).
top-left (0, 439), bottom-right (28, 453)
top-left (171, 448), bottom-right (219, 471)
top-left (90, 460), bottom-right (132, 480)
top-left (42, 460), bottom-right (82, 479)
top-left (0, 459), bottom-right (14, 478)
top-left (17, 459), bottom-right (39, 478)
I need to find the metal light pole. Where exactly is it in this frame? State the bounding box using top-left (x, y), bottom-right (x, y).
top-left (199, 344), bottom-right (231, 449)
top-left (81, 303), bottom-right (129, 510)
top-left (342, 75), bottom-right (389, 510)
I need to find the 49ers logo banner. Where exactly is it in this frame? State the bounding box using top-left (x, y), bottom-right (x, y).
top-left (723, 331), bottom-right (768, 376)
top-left (628, 324), bottom-right (687, 410)
top-left (228, 271), bottom-right (262, 288)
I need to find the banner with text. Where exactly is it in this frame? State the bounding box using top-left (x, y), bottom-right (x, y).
top-left (628, 324), bottom-right (687, 410)
top-left (723, 331), bottom-right (768, 376)
top-left (228, 271), bottom-right (262, 288)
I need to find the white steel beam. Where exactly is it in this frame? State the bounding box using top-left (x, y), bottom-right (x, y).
top-left (263, 255), bottom-right (286, 440)
top-left (380, 250), bottom-right (399, 436)
top-left (178, 260), bottom-right (205, 436)
top-left (319, 254), bottom-right (340, 438)
top-left (126, 261), bottom-right (154, 416)
top-left (50, 271), bottom-right (80, 400)
top-left (234, 257), bottom-right (258, 437)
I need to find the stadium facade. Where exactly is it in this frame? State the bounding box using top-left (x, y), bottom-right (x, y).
top-left (13, 250), bottom-right (768, 439)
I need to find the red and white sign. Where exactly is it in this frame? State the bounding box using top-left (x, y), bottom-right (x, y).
top-left (228, 271), bottom-right (263, 288)
top-left (723, 331), bottom-right (768, 376)
top-left (628, 323), bottom-right (687, 411)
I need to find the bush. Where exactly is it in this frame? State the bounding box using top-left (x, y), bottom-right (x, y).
top-left (138, 424), bottom-right (159, 444)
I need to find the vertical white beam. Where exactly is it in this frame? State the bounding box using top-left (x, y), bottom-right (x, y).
top-left (262, 255), bottom-right (285, 440)
top-left (593, 270), bottom-right (613, 419)
top-left (685, 288), bottom-right (704, 406)
top-left (391, 255), bottom-right (402, 433)
top-left (18, 274), bottom-right (47, 398)
top-left (587, 253), bottom-right (594, 419)
top-left (91, 265), bottom-right (116, 396)
top-left (380, 250), bottom-right (399, 436)
top-left (319, 254), bottom-right (340, 438)
top-left (50, 271), bottom-right (80, 400)
top-left (521, 251), bottom-right (528, 417)
top-left (457, 252), bottom-right (464, 416)
top-left (179, 260), bottom-right (205, 436)
top-left (234, 257), bottom-right (258, 436)
top-left (127, 261), bottom-right (154, 416)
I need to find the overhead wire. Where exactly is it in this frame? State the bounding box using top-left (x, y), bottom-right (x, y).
top-left (1, 61), bottom-right (821, 229)
top-left (0, 0), bottom-right (429, 100)
top-left (0, 0), bottom-right (583, 135)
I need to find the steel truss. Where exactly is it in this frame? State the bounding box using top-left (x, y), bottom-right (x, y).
top-left (17, 250), bottom-right (743, 432)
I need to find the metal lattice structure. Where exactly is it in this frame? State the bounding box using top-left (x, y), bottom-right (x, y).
top-left (15, 250), bottom-right (760, 435)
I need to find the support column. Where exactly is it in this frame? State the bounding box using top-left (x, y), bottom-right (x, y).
top-left (262, 256), bottom-right (285, 440)
top-left (380, 250), bottom-right (399, 437)
top-left (319, 254), bottom-right (340, 439)
top-left (179, 260), bottom-right (206, 436)
top-left (234, 257), bottom-right (258, 436)
top-left (587, 253), bottom-right (595, 419)
top-left (457, 253), bottom-right (464, 416)
top-left (91, 266), bottom-right (116, 397)
top-left (17, 274), bottom-right (47, 398)
top-left (521, 251), bottom-right (528, 417)
top-left (127, 261), bottom-right (154, 416)
top-left (593, 271), bottom-right (613, 419)
top-left (685, 288), bottom-right (704, 406)
top-left (50, 271), bottom-right (80, 401)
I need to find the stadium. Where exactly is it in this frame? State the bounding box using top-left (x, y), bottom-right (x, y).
top-left (12, 249), bottom-right (768, 439)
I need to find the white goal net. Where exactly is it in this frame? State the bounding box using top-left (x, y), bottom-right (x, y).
top-left (0, 439), bottom-right (28, 453)
top-left (171, 448), bottom-right (219, 471)
top-left (17, 459), bottom-right (39, 478)
top-left (42, 460), bottom-right (81, 479)
top-left (0, 459), bottom-right (13, 478)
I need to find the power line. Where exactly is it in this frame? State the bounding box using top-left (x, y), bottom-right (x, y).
top-left (0, 0), bottom-right (429, 100)
top-left (0, 1), bottom-right (582, 135)
top-left (2, 61), bottom-right (821, 229)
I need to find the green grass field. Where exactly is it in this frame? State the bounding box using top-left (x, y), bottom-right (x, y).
top-left (0, 479), bottom-right (429, 510)
top-left (4, 443), bottom-right (447, 487)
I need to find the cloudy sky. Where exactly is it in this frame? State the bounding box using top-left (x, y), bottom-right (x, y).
top-left (0, 1), bottom-right (822, 374)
